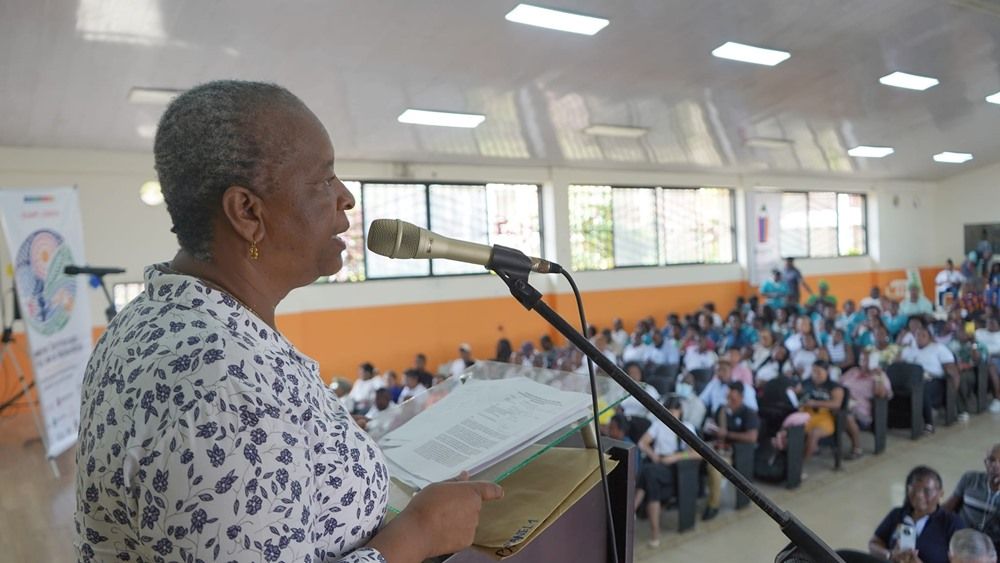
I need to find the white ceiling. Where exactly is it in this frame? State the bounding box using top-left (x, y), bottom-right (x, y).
top-left (4, 0), bottom-right (1000, 181)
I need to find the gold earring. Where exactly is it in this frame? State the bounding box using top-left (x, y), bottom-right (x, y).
top-left (249, 240), bottom-right (259, 260)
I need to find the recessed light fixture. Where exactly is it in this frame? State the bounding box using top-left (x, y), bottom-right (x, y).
top-left (504, 3), bottom-right (609, 36)
top-left (878, 72), bottom-right (939, 91)
top-left (583, 124), bottom-right (648, 138)
top-left (848, 145), bottom-right (895, 158)
top-left (139, 181), bottom-right (164, 206)
top-left (711, 41), bottom-right (790, 66)
top-left (745, 137), bottom-right (794, 149)
top-left (128, 87), bottom-right (183, 105)
top-left (933, 151), bottom-right (973, 163)
top-left (398, 109), bottom-right (486, 128)
top-left (986, 91), bottom-right (1000, 104)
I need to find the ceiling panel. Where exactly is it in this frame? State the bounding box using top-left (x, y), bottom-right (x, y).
top-left (2, 0), bottom-right (1000, 180)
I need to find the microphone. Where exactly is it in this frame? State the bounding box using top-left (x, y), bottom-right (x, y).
top-left (366, 219), bottom-right (562, 274)
top-left (64, 265), bottom-right (126, 276)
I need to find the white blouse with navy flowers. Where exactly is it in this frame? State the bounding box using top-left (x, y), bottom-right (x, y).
top-left (75, 264), bottom-right (389, 562)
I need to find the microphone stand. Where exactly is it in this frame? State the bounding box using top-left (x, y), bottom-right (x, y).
top-left (488, 246), bottom-right (844, 563)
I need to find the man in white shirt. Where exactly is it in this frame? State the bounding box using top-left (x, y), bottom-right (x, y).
top-left (348, 362), bottom-right (384, 415)
top-left (610, 318), bottom-right (630, 356)
top-left (449, 343), bottom-right (476, 378)
top-left (698, 360), bottom-right (759, 414)
top-left (936, 259), bottom-right (966, 306)
top-left (647, 330), bottom-right (679, 368)
top-left (684, 333), bottom-right (718, 371)
top-left (901, 328), bottom-right (959, 432)
top-left (975, 317), bottom-right (1000, 413)
top-left (397, 370), bottom-right (428, 402)
top-left (792, 334), bottom-right (820, 379)
top-left (899, 284), bottom-right (935, 318)
top-left (619, 361), bottom-right (662, 418)
top-left (860, 286), bottom-right (883, 311)
top-left (622, 332), bottom-right (651, 365)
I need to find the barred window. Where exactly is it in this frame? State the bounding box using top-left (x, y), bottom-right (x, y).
top-left (569, 185), bottom-right (734, 270)
top-left (780, 191), bottom-right (867, 258)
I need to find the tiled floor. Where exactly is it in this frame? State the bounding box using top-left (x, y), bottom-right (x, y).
top-left (0, 408), bottom-right (996, 562)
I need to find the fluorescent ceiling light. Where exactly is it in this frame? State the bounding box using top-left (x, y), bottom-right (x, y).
top-left (128, 87), bottom-right (183, 105)
top-left (986, 91), bottom-right (1000, 104)
top-left (505, 4), bottom-right (609, 36)
top-left (583, 124), bottom-right (648, 138)
top-left (848, 145), bottom-right (895, 158)
top-left (398, 109), bottom-right (486, 128)
top-left (745, 137), bottom-right (794, 149)
top-left (933, 151), bottom-right (973, 163)
top-left (711, 41), bottom-right (790, 66)
top-left (878, 71), bottom-right (939, 91)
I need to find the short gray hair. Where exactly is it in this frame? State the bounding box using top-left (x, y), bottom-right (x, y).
top-left (154, 80), bottom-right (308, 260)
top-left (950, 529), bottom-right (997, 563)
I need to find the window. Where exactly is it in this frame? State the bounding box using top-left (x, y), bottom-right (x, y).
top-left (569, 185), bottom-right (734, 271)
top-left (779, 191), bottom-right (867, 258)
top-left (319, 182), bottom-right (542, 282)
top-left (113, 282), bottom-right (145, 311)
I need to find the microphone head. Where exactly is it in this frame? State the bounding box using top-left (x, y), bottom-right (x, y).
top-left (367, 219), bottom-right (422, 259)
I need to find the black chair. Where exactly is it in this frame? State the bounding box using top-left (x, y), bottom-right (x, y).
top-left (944, 373), bottom-right (958, 425)
top-left (731, 442), bottom-right (755, 509)
top-left (689, 368), bottom-right (714, 395)
top-left (645, 364), bottom-right (677, 395)
top-left (785, 424), bottom-right (805, 489)
top-left (886, 362), bottom-right (924, 440)
top-left (675, 458), bottom-right (701, 532)
top-left (871, 396), bottom-right (888, 454)
top-left (976, 358), bottom-right (991, 414)
top-left (625, 416), bottom-right (652, 445)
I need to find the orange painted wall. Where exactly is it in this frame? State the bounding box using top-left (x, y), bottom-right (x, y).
top-left (0, 267), bottom-right (942, 402)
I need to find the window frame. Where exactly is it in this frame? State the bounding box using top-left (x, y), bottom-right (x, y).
top-left (568, 184), bottom-right (737, 271)
top-left (323, 180), bottom-right (545, 283)
top-left (778, 190), bottom-right (868, 259)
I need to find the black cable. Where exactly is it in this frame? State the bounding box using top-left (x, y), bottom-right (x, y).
top-left (561, 269), bottom-right (620, 563)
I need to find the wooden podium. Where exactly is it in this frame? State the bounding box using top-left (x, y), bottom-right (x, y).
top-left (441, 442), bottom-right (636, 563)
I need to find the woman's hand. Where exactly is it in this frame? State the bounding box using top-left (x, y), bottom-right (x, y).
top-left (368, 472), bottom-right (503, 563)
top-left (889, 548), bottom-right (922, 563)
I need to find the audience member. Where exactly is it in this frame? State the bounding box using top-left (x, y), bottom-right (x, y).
top-left (494, 338), bottom-right (513, 363)
top-left (619, 361), bottom-right (661, 419)
top-left (383, 370), bottom-right (403, 403)
top-left (623, 331), bottom-right (651, 365)
top-left (449, 343), bottom-right (476, 377)
top-left (683, 332), bottom-right (719, 371)
top-left (348, 362), bottom-right (384, 415)
top-left (840, 349), bottom-right (892, 459)
top-left (398, 370), bottom-right (428, 402)
top-left (783, 257), bottom-right (813, 306)
top-left (963, 252), bottom-right (979, 280)
top-left (408, 353), bottom-right (435, 388)
top-left (330, 377), bottom-right (354, 412)
top-left (806, 280), bottom-right (838, 308)
top-left (949, 529), bottom-right (997, 563)
top-left (701, 381), bottom-right (759, 521)
top-left (947, 328), bottom-right (981, 422)
top-left (943, 443), bottom-right (1000, 554)
top-left (884, 299), bottom-right (909, 340)
top-left (727, 348), bottom-right (755, 387)
top-left (827, 328), bottom-right (856, 372)
top-left (792, 334), bottom-right (821, 379)
top-left (756, 343), bottom-right (793, 384)
top-left (611, 318), bottom-right (630, 356)
top-left (978, 230), bottom-right (995, 276)
top-left (974, 317), bottom-right (1000, 413)
top-left (870, 326), bottom-right (902, 370)
top-left (861, 286), bottom-right (883, 311)
top-left (699, 360), bottom-right (759, 414)
top-left (674, 372), bottom-right (707, 429)
top-left (365, 387), bottom-right (395, 420)
top-left (937, 259), bottom-right (966, 306)
top-left (648, 329), bottom-right (680, 369)
top-left (634, 396), bottom-right (698, 547)
top-left (900, 283), bottom-right (935, 318)
top-left (762, 269), bottom-right (789, 310)
top-left (723, 311), bottom-right (758, 352)
top-left (757, 367), bottom-right (801, 442)
top-left (801, 360), bottom-right (844, 462)
top-left (870, 465), bottom-right (966, 563)
top-left (901, 328), bottom-right (959, 433)
top-left (960, 279), bottom-right (988, 321)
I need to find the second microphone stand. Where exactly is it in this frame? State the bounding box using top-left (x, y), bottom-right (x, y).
top-left (488, 246), bottom-right (844, 563)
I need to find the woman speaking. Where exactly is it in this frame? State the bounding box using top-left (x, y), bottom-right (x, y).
top-left (74, 81), bottom-right (502, 563)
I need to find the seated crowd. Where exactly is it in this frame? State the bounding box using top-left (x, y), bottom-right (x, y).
top-left (331, 257), bottom-right (1000, 555)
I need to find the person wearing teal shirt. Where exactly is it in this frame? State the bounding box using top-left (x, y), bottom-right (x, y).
top-left (761, 269), bottom-right (789, 309)
top-left (883, 300), bottom-right (909, 339)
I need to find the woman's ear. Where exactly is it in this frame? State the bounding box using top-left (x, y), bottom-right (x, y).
top-left (220, 186), bottom-right (266, 243)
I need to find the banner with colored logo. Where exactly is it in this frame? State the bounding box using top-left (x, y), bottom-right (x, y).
top-left (0, 187), bottom-right (91, 458)
top-left (747, 191), bottom-right (783, 287)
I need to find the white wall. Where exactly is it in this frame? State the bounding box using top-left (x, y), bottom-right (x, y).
top-left (0, 146), bottom-right (941, 325)
top-left (934, 161), bottom-right (1000, 262)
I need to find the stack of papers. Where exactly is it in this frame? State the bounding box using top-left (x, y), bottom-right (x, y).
top-left (379, 377), bottom-right (593, 489)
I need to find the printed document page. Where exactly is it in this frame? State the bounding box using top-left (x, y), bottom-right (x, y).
top-left (380, 377), bottom-right (591, 488)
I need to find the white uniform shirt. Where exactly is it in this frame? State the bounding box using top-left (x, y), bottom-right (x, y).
top-left (75, 265), bottom-right (389, 563)
top-left (901, 342), bottom-right (955, 378)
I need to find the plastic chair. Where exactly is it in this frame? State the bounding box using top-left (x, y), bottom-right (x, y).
top-left (887, 362), bottom-right (925, 440)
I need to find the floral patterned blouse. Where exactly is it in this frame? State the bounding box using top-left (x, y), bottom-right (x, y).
top-left (75, 264), bottom-right (389, 562)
